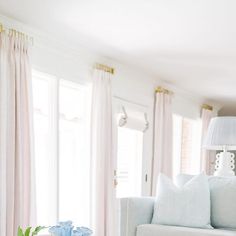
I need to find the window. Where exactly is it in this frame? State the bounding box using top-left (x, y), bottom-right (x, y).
top-left (59, 80), bottom-right (90, 225)
top-left (33, 72), bottom-right (90, 226)
top-left (116, 126), bottom-right (143, 198)
top-left (173, 114), bottom-right (201, 176)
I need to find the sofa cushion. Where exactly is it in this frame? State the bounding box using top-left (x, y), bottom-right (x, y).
top-left (152, 173), bottom-right (212, 229)
top-left (176, 174), bottom-right (236, 229)
top-left (136, 224), bottom-right (236, 236)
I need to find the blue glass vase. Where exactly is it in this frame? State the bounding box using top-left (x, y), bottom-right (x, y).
top-left (49, 221), bottom-right (73, 236)
top-left (73, 227), bottom-right (93, 236)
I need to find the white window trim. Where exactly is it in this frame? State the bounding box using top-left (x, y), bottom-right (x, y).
top-left (113, 96), bottom-right (152, 196)
top-left (33, 70), bottom-right (91, 225)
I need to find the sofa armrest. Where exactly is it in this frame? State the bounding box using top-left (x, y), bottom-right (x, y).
top-left (120, 197), bottom-right (155, 236)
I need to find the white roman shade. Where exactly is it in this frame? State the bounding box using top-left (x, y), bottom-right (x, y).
top-left (117, 106), bottom-right (149, 132)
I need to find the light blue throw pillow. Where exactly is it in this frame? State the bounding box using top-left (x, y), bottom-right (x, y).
top-left (176, 174), bottom-right (236, 229)
top-left (152, 173), bottom-right (212, 229)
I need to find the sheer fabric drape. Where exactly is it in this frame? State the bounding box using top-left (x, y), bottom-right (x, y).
top-left (90, 69), bottom-right (117, 236)
top-left (200, 108), bottom-right (215, 175)
top-left (0, 32), bottom-right (36, 236)
top-left (151, 92), bottom-right (173, 196)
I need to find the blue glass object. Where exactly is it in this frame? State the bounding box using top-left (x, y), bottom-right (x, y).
top-left (74, 227), bottom-right (93, 236)
top-left (49, 221), bottom-right (92, 236)
top-left (49, 226), bottom-right (62, 236)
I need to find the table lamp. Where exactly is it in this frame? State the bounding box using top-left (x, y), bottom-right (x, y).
top-left (204, 116), bottom-right (236, 176)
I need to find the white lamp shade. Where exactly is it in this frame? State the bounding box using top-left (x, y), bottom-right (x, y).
top-left (204, 116), bottom-right (236, 150)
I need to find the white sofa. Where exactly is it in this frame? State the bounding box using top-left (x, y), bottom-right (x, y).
top-left (120, 175), bottom-right (236, 236)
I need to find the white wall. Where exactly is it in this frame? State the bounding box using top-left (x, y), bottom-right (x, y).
top-left (0, 14), bottom-right (221, 195)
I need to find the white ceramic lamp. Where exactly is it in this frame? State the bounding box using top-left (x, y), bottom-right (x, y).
top-left (204, 117), bottom-right (236, 176)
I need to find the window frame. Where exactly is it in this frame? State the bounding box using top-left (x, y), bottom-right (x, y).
top-left (32, 70), bottom-right (91, 225)
top-left (113, 98), bottom-right (152, 197)
top-left (116, 126), bottom-right (144, 198)
top-left (172, 113), bottom-right (202, 176)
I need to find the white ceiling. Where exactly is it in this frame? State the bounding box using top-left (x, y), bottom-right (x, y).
top-left (0, 0), bottom-right (236, 107)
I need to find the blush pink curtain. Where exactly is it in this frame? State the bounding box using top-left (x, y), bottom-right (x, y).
top-left (151, 91), bottom-right (173, 196)
top-left (200, 107), bottom-right (215, 175)
top-left (90, 69), bottom-right (117, 236)
top-left (0, 32), bottom-right (36, 236)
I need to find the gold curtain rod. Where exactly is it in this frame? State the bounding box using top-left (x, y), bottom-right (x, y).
top-left (155, 86), bottom-right (173, 95)
top-left (202, 104), bottom-right (213, 111)
top-left (0, 23), bottom-right (34, 45)
top-left (95, 63), bottom-right (115, 74)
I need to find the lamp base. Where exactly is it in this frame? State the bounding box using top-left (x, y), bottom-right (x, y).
top-left (214, 151), bottom-right (235, 177)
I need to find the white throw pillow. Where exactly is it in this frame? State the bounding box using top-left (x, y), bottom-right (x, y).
top-left (176, 174), bottom-right (236, 229)
top-left (152, 173), bottom-right (212, 229)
